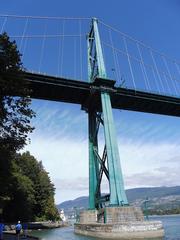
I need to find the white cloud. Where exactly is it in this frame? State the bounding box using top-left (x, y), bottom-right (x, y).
top-left (25, 135), bottom-right (180, 203)
top-left (24, 101), bottom-right (180, 203)
top-left (119, 141), bottom-right (180, 175)
top-left (25, 136), bottom-right (88, 179)
top-left (53, 164), bottom-right (180, 203)
top-left (125, 166), bottom-right (180, 188)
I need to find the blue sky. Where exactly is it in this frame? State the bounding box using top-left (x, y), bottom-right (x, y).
top-left (1, 0), bottom-right (180, 204)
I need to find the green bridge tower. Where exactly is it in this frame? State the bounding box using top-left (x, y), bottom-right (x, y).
top-left (86, 18), bottom-right (128, 209)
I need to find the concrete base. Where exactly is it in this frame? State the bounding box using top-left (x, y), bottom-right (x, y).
top-left (79, 209), bottom-right (98, 223)
top-left (74, 207), bottom-right (164, 239)
top-left (74, 222), bottom-right (164, 239)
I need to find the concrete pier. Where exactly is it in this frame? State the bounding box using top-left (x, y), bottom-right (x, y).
top-left (74, 207), bottom-right (164, 239)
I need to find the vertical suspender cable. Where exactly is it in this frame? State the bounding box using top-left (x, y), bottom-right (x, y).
top-left (162, 56), bottom-right (178, 96)
top-left (57, 19), bottom-right (62, 76)
top-left (79, 20), bottom-right (83, 80)
top-left (21, 18), bottom-right (29, 63)
top-left (151, 66), bottom-right (160, 94)
top-left (150, 49), bottom-right (165, 94)
top-left (163, 72), bottom-right (171, 94)
top-left (38, 22), bottom-right (47, 73)
top-left (123, 36), bottom-right (136, 91)
top-left (60, 20), bottom-right (65, 76)
top-left (175, 62), bottom-right (180, 78)
top-left (20, 17), bottom-right (29, 52)
top-left (0, 17), bottom-right (7, 34)
top-left (109, 29), bottom-right (118, 81)
top-left (175, 62), bottom-right (180, 95)
top-left (115, 50), bottom-right (122, 86)
top-left (22, 37), bottom-right (28, 63)
top-left (74, 37), bottom-right (76, 79)
top-left (136, 43), bottom-right (150, 91)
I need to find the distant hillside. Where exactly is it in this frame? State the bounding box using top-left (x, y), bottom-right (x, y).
top-left (58, 196), bottom-right (88, 210)
top-left (126, 186), bottom-right (180, 202)
top-left (57, 186), bottom-right (180, 214)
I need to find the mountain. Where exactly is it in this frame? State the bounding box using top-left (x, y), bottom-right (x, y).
top-left (57, 186), bottom-right (180, 215)
top-left (126, 186), bottom-right (180, 202)
top-left (58, 196), bottom-right (88, 210)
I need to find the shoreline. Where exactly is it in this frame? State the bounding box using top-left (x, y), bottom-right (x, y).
top-left (3, 221), bottom-right (68, 231)
top-left (2, 232), bottom-right (39, 240)
top-left (150, 213), bottom-right (180, 217)
top-left (25, 221), bottom-right (69, 229)
top-left (1, 222), bottom-right (69, 240)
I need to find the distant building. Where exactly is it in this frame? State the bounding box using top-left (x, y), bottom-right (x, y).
top-left (59, 209), bottom-right (66, 221)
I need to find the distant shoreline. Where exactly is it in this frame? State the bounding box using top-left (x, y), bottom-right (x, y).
top-left (150, 213), bottom-right (180, 217)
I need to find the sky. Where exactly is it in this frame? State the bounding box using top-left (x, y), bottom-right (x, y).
top-left (1, 0), bottom-right (180, 204)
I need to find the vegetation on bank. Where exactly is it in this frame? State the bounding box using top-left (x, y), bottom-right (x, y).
top-left (0, 33), bottom-right (59, 222)
top-left (1, 151), bottom-right (60, 222)
top-left (146, 208), bottom-right (180, 215)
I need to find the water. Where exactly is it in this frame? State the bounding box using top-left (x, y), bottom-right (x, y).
top-left (30, 215), bottom-right (180, 240)
top-left (150, 215), bottom-right (180, 240)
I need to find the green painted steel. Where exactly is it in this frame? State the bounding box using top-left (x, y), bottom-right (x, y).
top-left (101, 92), bottom-right (128, 205)
top-left (92, 18), bottom-right (106, 79)
top-left (87, 35), bottom-right (99, 209)
top-left (87, 36), bottom-right (92, 83)
top-left (88, 18), bottom-right (128, 208)
top-left (104, 208), bottom-right (107, 223)
top-left (87, 17), bottom-right (128, 208)
top-left (88, 113), bottom-right (98, 209)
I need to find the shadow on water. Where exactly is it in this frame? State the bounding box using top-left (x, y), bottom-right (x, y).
top-left (30, 215), bottom-right (180, 240)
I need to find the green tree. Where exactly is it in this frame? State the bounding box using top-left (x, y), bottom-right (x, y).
top-left (34, 162), bottom-right (59, 221)
top-left (0, 32), bottom-right (35, 151)
top-left (3, 171), bottom-right (35, 222)
top-left (16, 152), bottom-right (59, 221)
top-left (0, 33), bottom-right (59, 222)
top-left (0, 32), bottom-right (35, 220)
top-left (3, 152), bottom-right (59, 222)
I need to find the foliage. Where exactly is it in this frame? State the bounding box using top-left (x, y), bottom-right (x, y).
top-left (0, 31), bottom-right (35, 221)
top-left (17, 152), bottom-right (59, 221)
top-left (2, 152), bottom-right (59, 222)
top-left (0, 32), bottom-right (35, 151)
top-left (146, 208), bottom-right (180, 215)
top-left (0, 33), bottom-right (59, 222)
top-left (3, 170), bottom-right (35, 221)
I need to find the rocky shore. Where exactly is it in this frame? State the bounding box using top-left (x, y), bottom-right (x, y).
top-left (2, 232), bottom-right (39, 240)
top-left (24, 221), bottom-right (68, 229)
top-left (1, 221), bottom-right (68, 239)
top-left (3, 221), bottom-right (68, 231)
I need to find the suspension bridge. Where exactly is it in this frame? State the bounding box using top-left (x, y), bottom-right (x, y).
top-left (0, 14), bottom-right (179, 222)
top-left (1, 14), bottom-right (180, 116)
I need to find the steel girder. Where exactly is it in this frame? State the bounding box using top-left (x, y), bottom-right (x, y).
top-left (87, 18), bottom-right (128, 209)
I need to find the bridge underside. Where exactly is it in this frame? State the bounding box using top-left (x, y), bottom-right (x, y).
top-left (22, 72), bottom-right (180, 117)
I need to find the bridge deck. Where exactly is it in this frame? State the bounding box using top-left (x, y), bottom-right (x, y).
top-left (24, 72), bottom-right (180, 117)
